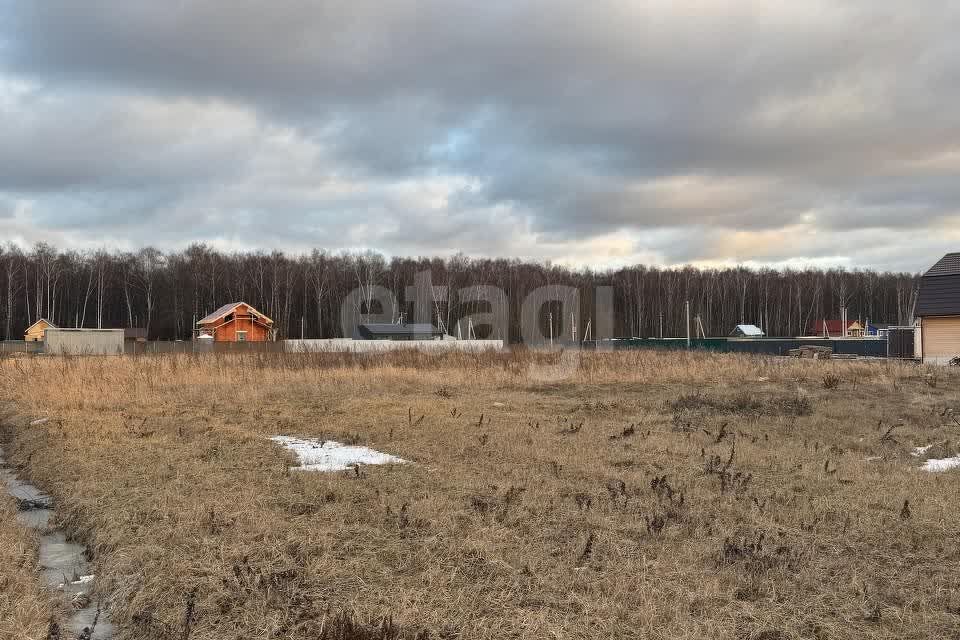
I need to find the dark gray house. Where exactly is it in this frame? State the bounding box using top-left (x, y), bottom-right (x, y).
top-left (353, 323), bottom-right (446, 340)
top-left (916, 253), bottom-right (960, 364)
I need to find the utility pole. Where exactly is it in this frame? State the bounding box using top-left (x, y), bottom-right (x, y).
top-left (685, 301), bottom-right (691, 349)
top-left (548, 312), bottom-right (554, 347)
top-left (301, 315), bottom-right (304, 340)
top-left (571, 312), bottom-right (577, 343)
top-left (659, 312), bottom-right (664, 339)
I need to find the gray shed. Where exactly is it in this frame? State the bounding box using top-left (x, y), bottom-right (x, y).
top-left (44, 329), bottom-right (125, 355)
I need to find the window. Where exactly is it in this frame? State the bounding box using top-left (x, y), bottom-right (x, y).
top-left (236, 331), bottom-right (247, 342)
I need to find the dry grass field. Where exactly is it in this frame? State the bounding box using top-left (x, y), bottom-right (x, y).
top-left (1, 349), bottom-right (960, 639)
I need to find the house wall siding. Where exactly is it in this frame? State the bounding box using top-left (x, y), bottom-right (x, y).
top-left (25, 320), bottom-right (52, 342)
top-left (213, 316), bottom-right (270, 342)
top-left (200, 305), bottom-right (271, 342)
top-left (921, 316), bottom-right (960, 364)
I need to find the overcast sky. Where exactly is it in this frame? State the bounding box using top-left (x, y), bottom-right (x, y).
top-left (1, 1), bottom-right (958, 272)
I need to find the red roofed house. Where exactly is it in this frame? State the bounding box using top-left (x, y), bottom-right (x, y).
top-left (195, 302), bottom-right (274, 342)
top-left (811, 319), bottom-right (864, 338)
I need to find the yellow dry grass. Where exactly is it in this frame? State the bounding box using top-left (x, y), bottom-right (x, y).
top-left (0, 492), bottom-right (53, 640)
top-left (1, 349), bottom-right (959, 639)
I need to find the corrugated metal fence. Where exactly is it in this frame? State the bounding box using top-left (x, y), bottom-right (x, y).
top-left (597, 337), bottom-right (889, 357)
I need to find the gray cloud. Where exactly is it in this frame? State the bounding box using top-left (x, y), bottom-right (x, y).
top-left (1, 1), bottom-right (960, 269)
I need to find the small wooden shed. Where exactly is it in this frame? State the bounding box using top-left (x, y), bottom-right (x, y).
top-left (24, 318), bottom-right (57, 342)
top-left (195, 302), bottom-right (274, 342)
top-left (730, 324), bottom-right (764, 337)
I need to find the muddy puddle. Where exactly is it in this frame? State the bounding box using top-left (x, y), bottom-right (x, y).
top-left (0, 447), bottom-right (114, 639)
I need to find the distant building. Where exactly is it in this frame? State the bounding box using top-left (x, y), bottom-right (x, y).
top-left (812, 320), bottom-right (864, 338)
top-left (916, 252), bottom-right (960, 365)
top-left (730, 324), bottom-right (764, 337)
top-left (124, 328), bottom-right (148, 342)
top-left (866, 323), bottom-right (890, 338)
top-left (24, 318), bottom-right (57, 342)
top-left (196, 302), bottom-right (274, 342)
top-left (353, 323), bottom-right (446, 340)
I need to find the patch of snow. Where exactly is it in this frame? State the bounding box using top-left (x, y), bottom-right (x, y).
top-left (911, 445), bottom-right (933, 457)
top-left (922, 456), bottom-right (960, 472)
top-left (30, 418), bottom-right (49, 425)
top-left (271, 436), bottom-right (406, 472)
top-left (58, 575), bottom-right (95, 589)
top-left (492, 402), bottom-right (505, 407)
top-left (863, 456), bottom-right (883, 462)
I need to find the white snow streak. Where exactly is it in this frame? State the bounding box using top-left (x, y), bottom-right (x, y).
top-left (271, 436), bottom-right (406, 472)
top-left (922, 456), bottom-right (960, 472)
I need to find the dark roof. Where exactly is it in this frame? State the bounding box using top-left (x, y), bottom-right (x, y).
top-left (924, 253), bottom-right (960, 277)
top-left (916, 273), bottom-right (960, 316)
top-left (354, 323), bottom-right (443, 339)
top-left (917, 254), bottom-right (960, 316)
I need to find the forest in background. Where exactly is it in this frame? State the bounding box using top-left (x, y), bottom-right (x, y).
top-left (0, 243), bottom-right (921, 342)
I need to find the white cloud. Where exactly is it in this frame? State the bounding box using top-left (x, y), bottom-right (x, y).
top-left (1, 1), bottom-right (959, 271)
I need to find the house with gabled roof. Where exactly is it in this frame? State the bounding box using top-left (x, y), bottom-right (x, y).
top-left (195, 302), bottom-right (274, 342)
top-left (24, 318), bottom-right (57, 342)
top-left (730, 324), bottom-right (764, 337)
top-left (916, 253), bottom-right (960, 365)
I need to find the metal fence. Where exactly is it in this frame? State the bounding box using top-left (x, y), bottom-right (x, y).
top-left (124, 340), bottom-right (286, 355)
top-left (285, 339), bottom-right (504, 353)
top-left (0, 340), bottom-right (44, 355)
top-left (596, 337), bottom-right (890, 357)
top-left (4, 336), bottom-right (895, 359)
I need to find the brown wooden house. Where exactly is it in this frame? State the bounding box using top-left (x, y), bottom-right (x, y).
top-left (24, 318), bottom-right (57, 342)
top-left (195, 302), bottom-right (274, 342)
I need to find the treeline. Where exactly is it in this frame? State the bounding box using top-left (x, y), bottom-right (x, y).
top-left (0, 243), bottom-right (920, 342)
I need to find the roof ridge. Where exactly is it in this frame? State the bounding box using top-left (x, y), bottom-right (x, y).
top-left (924, 252), bottom-right (960, 277)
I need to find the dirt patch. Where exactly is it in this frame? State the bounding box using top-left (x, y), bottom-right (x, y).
top-left (672, 390), bottom-right (813, 417)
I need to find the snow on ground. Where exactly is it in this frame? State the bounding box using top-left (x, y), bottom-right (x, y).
top-left (271, 436), bottom-right (407, 472)
top-left (921, 456), bottom-right (960, 472)
top-left (911, 445), bottom-right (934, 457)
top-left (58, 575), bottom-right (95, 589)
